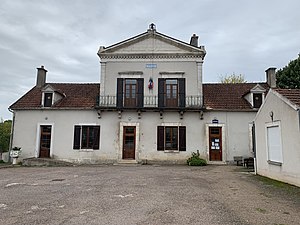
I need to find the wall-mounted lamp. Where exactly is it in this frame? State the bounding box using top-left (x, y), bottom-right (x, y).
top-left (269, 111), bottom-right (274, 122)
top-left (200, 111), bottom-right (204, 120)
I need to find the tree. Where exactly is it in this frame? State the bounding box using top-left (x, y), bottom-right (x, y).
top-left (220, 73), bottom-right (246, 84)
top-left (0, 120), bottom-right (12, 152)
top-left (276, 54), bottom-right (300, 88)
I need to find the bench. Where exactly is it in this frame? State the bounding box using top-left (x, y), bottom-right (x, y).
top-left (243, 157), bottom-right (254, 168)
top-left (233, 156), bottom-right (243, 166)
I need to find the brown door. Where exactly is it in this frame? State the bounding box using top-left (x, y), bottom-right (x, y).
top-left (209, 127), bottom-right (222, 161)
top-left (39, 125), bottom-right (52, 158)
top-left (165, 79), bottom-right (178, 107)
top-left (123, 126), bottom-right (136, 159)
top-left (124, 79), bottom-right (137, 107)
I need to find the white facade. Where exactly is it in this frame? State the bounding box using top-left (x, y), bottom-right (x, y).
top-left (255, 89), bottom-right (300, 187)
top-left (11, 109), bottom-right (256, 164)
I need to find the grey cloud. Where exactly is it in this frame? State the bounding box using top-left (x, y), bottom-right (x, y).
top-left (1, 0), bottom-right (300, 119)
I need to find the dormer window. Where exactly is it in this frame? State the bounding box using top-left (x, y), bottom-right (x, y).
top-left (253, 93), bottom-right (262, 108)
top-left (243, 84), bottom-right (266, 109)
top-left (44, 93), bottom-right (53, 107)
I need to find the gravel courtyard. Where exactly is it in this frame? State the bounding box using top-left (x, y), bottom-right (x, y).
top-left (0, 165), bottom-right (299, 225)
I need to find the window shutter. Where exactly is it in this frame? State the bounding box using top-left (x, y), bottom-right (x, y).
top-left (178, 78), bottom-right (186, 108)
top-left (157, 126), bottom-right (165, 151)
top-left (179, 126), bottom-right (186, 151)
top-left (93, 126), bottom-right (100, 150)
top-left (116, 78), bottom-right (123, 108)
top-left (137, 78), bottom-right (144, 108)
top-left (158, 79), bottom-right (165, 108)
top-left (73, 126), bottom-right (81, 149)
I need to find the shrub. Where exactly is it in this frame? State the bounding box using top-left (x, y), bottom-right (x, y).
top-left (187, 151), bottom-right (207, 166)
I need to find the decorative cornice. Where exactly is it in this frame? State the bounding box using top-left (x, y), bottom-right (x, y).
top-left (99, 53), bottom-right (205, 60)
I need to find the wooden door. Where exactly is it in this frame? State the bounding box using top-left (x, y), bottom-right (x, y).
top-left (123, 126), bottom-right (136, 159)
top-left (165, 79), bottom-right (178, 107)
top-left (124, 79), bottom-right (137, 107)
top-left (209, 127), bottom-right (222, 161)
top-left (39, 125), bottom-right (51, 158)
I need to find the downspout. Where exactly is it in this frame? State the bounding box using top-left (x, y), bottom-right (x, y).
top-left (8, 108), bottom-right (15, 163)
top-left (252, 121), bottom-right (257, 175)
top-left (298, 109), bottom-right (300, 132)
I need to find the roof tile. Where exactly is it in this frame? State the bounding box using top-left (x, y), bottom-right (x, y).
top-left (10, 83), bottom-right (99, 109)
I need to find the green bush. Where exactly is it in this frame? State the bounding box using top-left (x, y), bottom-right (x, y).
top-left (0, 160), bottom-right (5, 164)
top-left (187, 151), bottom-right (207, 166)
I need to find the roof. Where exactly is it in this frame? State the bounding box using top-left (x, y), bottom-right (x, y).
top-left (273, 88), bottom-right (300, 108)
top-left (10, 83), bottom-right (100, 110)
top-left (10, 82), bottom-right (270, 111)
top-left (203, 83), bottom-right (269, 111)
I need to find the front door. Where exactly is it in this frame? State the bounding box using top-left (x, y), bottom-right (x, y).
top-left (209, 127), bottom-right (222, 161)
top-left (39, 125), bottom-right (52, 158)
top-left (123, 126), bottom-right (136, 159)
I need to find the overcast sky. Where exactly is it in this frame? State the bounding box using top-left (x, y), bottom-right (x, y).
top-left (1, 0), bottom-right (300, 119)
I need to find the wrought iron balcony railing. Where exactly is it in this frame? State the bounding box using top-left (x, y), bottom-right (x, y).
top-left (96, 95), bottom-right (203, 109)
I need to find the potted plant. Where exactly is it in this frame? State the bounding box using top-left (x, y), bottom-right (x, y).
top-left (10, 147), bottom-right (21, 165)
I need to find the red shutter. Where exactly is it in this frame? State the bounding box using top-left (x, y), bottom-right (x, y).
top-left (73, 126), bottom-right (81, 149)
top-left (157, 126), bottom-right (165, 151)
top-left (179, 126), bottom-right (186, 151)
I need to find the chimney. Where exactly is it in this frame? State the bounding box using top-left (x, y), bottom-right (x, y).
top-left (36, 65), bottom-right (47, 87)
top-left (190, 34), bottom-right (199, 47)
top-left (265, 67), bottom-right (277, 88)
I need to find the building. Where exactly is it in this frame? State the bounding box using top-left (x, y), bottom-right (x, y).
top-left (9, 24), bottom-right (272, 164)
top-left (254, 88), bottom-right (300, 187)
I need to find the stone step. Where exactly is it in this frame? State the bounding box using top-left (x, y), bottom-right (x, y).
top-left (23, 157), bottom-right (74, 167)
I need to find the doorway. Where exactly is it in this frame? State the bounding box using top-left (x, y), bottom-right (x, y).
top-left (39, 125), bottom-right (52, 158)
top-left (209, 127), bottom-right (222, 161)
top-left (123, 126), bottom-right (136, 159)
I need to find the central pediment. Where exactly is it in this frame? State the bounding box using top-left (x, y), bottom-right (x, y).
top-left (98, 26), bottom-right (206, 59)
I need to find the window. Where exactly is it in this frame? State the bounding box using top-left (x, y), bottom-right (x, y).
top-left (267, 124), bottom-right (283, 164)
top-left (158, 78), bottom-right (185, 108)
top-left (73, 125), bottom-right (100, 150)
top-left (253, 93), bottom-right (263, 108)
top-left (124, 79), bottom-right (137, 107)
top-left (117, 78), bottom-right (144, 108)
top-left (157, 126), bottom-right (186, 151)
top-left (44, 93), bottom-right (53, 107)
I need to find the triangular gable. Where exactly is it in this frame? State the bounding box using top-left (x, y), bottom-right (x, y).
top-left (250, 84), bottom-right (266, 93)
top-left (42, 84), bottom-right (65, 97)
top-left (98, 28), bottom-right (205, 56)
top-left (42, 84), bottom-right (55, 92)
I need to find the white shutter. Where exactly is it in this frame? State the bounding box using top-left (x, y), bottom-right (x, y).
top-left (267, 125), bottom-right (283, 163)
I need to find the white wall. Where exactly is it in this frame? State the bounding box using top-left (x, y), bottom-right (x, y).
top-left (12, 109), bottom-right (256, 164)
top-left (205, 111), bottom-right (256, 161)
top-left (103, 61), bottom-right (200, 97)
top-left (255, 91), bottom-right (300, 187)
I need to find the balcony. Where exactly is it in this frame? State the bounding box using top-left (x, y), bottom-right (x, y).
top-left (96, 95), bottom-right (203, 110)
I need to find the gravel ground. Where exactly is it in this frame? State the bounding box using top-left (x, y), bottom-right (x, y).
top-left (0, 165), bottom-right (299, 225)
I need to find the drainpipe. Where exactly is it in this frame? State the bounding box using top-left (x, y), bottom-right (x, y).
top-left (252, 121), bottom-right (257, 175)
top-left (8, 108), bottom-right (15, 163)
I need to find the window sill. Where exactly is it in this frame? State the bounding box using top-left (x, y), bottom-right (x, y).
top-left (267, 160), bottom-right (282, 166)
top-left (78, 149), bottom-right (95, 152)
top-left (164, 150), bottom-right (180, 153)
